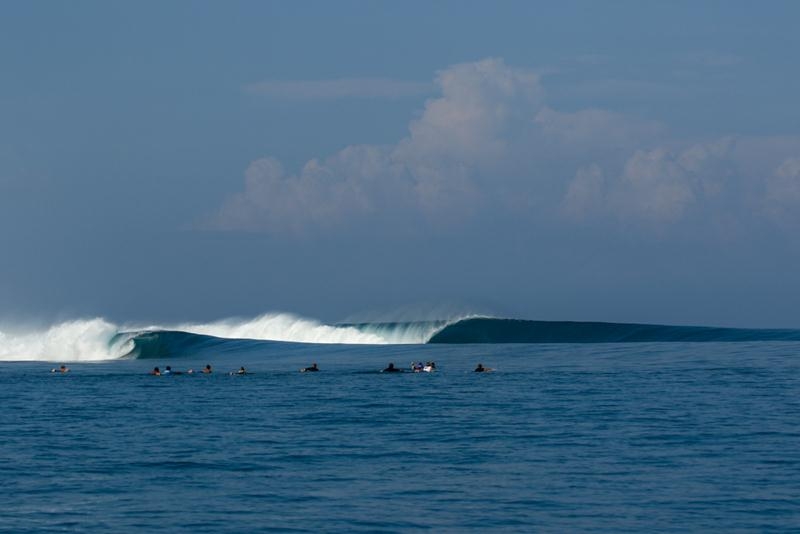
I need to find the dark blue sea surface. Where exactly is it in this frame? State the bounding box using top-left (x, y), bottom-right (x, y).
top-left (2, 341), bottom-right (799, 532)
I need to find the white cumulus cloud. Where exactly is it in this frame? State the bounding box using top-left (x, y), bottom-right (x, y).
top-left (209, 58), bottom-right (800, 236)
top-left (563, 139), bottom-right (735, 223)
top-left (764, 157), bottom-right (800, 223)
top-left (213, 58), bottom-right (545, 232)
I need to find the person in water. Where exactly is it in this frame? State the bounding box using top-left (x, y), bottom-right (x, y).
top-left (424, 361), bottom-right (436, 372)
top-left (301, 363), bottom-right (319, 372)
top-left (202, 364), bottom-right (212, 374)
top-left (51, 364), bottom-right (70, 373)
top-left (150, 367), bottom-right (161, 376)
top-left (235, 366), bottom-right (247, 375)
top-left (412, 361), bottom-right (424, 372)
top-left (382, 362), bottom-right (402, 373)
top-left (474, 363), bottom-right (492, 372)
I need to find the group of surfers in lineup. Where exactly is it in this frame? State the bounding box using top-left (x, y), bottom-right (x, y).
top-left (149, 364), bottom-right (219, 376)
top-left (383, 362), bottom-right (492, 373)
top-left (53, 362), bottom-right (493, 375)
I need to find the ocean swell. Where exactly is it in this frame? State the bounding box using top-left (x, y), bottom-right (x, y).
top-left (3, 314), bottom-right (800, 362)
top-left (428, 318), bottom-right (800, 343)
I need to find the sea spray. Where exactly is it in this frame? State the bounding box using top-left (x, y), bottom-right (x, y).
top-left (0, 318), bottom-right (134, 362)
top-left (174, 313), bottom-right (396, 344)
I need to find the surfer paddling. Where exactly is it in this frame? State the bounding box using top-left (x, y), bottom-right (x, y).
top-left (474, 363), bottom-right (493, 373)
top-left (301, 363), bottom-right (319, 372)
top-left (382, 362), bottom-right (402, 373)
top-left (50, 365), bottom-right (70, 373)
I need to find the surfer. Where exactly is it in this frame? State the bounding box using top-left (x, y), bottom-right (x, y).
top-left (424, 361), bottom-right (436, 372)
top-left (382, 362), bottom-right (402, 373)
top-left (164, 365), bottom-right (183, 375)
top-left (412, 361), bottom-right (424, 372)
top-left (474, 363), bottom-right (492, 373)
top-left (50, 365), bottom-right (70, 373)
top-left (150, 367), bottom-right (161, 376)
top-left (202, 364), bottom-right (212, 374)
top-left (301, 363), bottom-right (319, 372)
top-left (234, 366), bottom-right (247, 375)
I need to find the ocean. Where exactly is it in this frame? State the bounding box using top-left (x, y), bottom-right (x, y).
top-left (1, 315), bottom-right (799, 532)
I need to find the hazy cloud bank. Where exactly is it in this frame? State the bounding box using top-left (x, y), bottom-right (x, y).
top-left (244, 77), bottom-right (433, 100)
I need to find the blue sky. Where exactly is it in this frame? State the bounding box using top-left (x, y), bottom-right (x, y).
top-left (2, 1), bottom-right (799, 327)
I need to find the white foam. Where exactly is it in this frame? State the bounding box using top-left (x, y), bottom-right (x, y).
top-left (173, 313), bottom-right (405, 344)
top-left (169, 312), bottom-right (478, 344)
top-left (0, 318), bottom-right (135, 362)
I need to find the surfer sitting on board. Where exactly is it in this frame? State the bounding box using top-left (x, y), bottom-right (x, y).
top-left (301, 363), bottom-right (319, 372)
top-left (474, 363), bottom-right (492, 373)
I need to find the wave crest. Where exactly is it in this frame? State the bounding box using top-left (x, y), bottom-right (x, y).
top-left (172, 313), bottom-right (401, 344)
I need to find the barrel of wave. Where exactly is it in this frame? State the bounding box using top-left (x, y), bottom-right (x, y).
top-left (0, 318), bottom-right (134, 362)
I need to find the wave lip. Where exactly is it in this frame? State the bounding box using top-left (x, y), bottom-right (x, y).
top-left (343, 317), bottom-right (471, 344)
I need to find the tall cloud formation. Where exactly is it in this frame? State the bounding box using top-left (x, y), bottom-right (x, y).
top-left (211, 58), bottom-right (800, 235)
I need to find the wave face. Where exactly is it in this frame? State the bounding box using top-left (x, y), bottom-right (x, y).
top-left (3, 314), bottom-right (800, 362)
top-left (427, 318), bottom-right (800, 343)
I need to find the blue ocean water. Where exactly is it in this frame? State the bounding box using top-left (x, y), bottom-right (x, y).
top-left (2, 339), bottom-right (799, 532)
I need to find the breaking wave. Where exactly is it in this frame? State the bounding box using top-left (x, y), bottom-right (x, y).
top-left (0, 313), bottom-right (446, 362)
top-left (0, 319), bottom-right (136, 362)
top-left (2, 313), bottom-right (800, 362)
